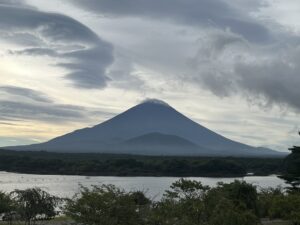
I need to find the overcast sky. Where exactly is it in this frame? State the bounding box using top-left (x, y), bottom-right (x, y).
top-left (0, 0), bottom-right (300, 151)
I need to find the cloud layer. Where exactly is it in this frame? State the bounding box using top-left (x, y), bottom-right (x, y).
top-left (69, 0), bottom-right (271, 43)
top-left (67, 0), bottom-right (300, 112)
top-left (0, 1), bottom-right (114, 88)
top-left (0, 85), bottom-right (84, 122)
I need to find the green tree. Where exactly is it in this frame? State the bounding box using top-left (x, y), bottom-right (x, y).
top-left (0, 191), bottom-right (14, 214)
top-left (0, 191), bottom-right (15, 224)
top-left (209, 197), bottom-right (258, 225)
top-left (257, 187), bottom-right (283, 218)
top-left (204, 180), bottom-right (259, 225)
top-left (213, 180), bottom-right (258, 213)
top-left (65, 184), bottom-right (150, 225)
top-left (12, 188), bottom-right (60, 225)
top-left (149, 179), bottom-right (258, 225)
top-left (258, 186), bottom-right (300, 224)
top-left (282, 132), bottom-right (300, 192)
top-left (150, 179), bottom-right (210, 225)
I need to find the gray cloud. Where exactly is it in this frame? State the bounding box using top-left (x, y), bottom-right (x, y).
top-left (10, 45), bottom-right (114, 89)
top-left (0, 100), bottom-right (85, 122)
top-left (107, 51), bottom-right (146, 90)
top-left (61, 45), bottom-right (114, 88)
top-left (9, 47), bottom-right (58, 57)
top-left (0, 99), bottom-right (116, 123)
top-left (68, 0), bottom-right (271, 43)
top-left (0, 2), bottom-right (114, 88)
top-left (0, 85), bottom-right (115, 123)
top-left (187, 30), bottom-right (300, 112)
top-left (0, 32), bottom-right (44, 46)
top-left (236, 52), bottom-right (300, 111)
top-left (65, 0), bottom-right (300, 112)
top-left (70, 0), bottom-right (300, 113)
top-left (0, 0), bottom-right (29, 7)
top-left (0, 85), bottom-right (85, 122)
top-left (0, 0), bottom-right (21, 5)
top-left (65, 0), bottom-right (300, 113)
top-left (0, 85), bottom-right (53, 103)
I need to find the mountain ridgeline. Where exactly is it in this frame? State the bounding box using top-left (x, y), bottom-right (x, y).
top-left (6, 99), bottom-right (284, 157)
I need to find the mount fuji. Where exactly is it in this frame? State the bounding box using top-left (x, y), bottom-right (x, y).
top-left (6, 99), bottom-right (283, 156)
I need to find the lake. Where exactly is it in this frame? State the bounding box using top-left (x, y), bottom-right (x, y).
top-left (0, 172), bottom-right (287, 200)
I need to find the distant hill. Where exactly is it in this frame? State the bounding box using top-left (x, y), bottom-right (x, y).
top-left (5, 99), bottom-right (286, 157)
top-left (119, 132), bottom-right (203, 155)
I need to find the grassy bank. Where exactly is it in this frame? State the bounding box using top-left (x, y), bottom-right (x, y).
top-left (0, 217), bottom-right (291, 225)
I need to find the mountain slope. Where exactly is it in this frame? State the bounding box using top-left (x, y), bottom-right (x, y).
top-left (119, 132), bottom-right (204, 155)
top-left (123, 132), bottom-right (199, 147)
top-left (6, 99), bottom-right (284, 156)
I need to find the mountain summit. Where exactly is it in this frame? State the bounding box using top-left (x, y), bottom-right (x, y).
top-left (7, 99), bottom-right (283, 156)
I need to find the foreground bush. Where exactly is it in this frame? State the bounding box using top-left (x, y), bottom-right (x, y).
top-left (150, 179), bottom-right (259, 225)
top-left (65, 179), bottom-right (261, 225)
top-left (258, 187), bottom-right (300, 224)
top-left (65, 185), bottom-right (151, 225)
top-left (11, 188), bottom-right (61, 225)
top-left (150, 179), bottom-right (210, 225)
top-left (0, 191), bottom-right (15, 223)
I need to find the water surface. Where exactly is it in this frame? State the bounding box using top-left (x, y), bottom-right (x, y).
top-left (0, 172), bottom-right (286, 199)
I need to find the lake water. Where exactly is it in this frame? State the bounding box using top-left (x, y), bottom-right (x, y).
top-left (0, 172), bottom-right (287, 200)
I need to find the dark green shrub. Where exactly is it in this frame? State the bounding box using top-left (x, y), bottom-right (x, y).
top-left (12, 188), bottom-right (61, 225)
top-left (65, 184), bottom-right (150, 225)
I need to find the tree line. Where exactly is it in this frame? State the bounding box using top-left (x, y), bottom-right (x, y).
top-left (0, 149), bottom-right (283, 177)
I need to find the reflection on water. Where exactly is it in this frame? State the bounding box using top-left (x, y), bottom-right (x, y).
top-left (0, 172), bottom-right (287, 200)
